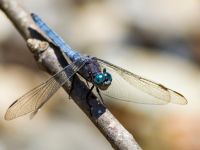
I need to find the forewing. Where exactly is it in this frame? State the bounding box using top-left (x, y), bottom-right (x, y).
top-left (95, 58), bottom-right (187, 105)
top-left (5, 60), bottom-right (86, 120)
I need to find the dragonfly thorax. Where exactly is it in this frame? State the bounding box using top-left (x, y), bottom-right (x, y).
top-left (94, 68), bottom-right (112, 90)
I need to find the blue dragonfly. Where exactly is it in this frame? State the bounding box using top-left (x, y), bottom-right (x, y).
top-left (4, 13), bottom-right (187, 120)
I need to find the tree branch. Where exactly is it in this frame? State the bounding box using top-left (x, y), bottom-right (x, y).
top-left (0, 0), bottom-right (142, 149)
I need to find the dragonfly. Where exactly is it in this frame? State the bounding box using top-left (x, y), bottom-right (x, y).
top-left (4, 13), bottom-right (187, 120)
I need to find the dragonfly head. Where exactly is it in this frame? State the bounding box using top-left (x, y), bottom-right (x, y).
top-left (94, 68), bottom-right (112, 90)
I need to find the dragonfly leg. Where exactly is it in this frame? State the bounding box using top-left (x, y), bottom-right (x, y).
top-left (86, 85), bottom-right (94, 115)
top-left (68, 76), bottom-right (75, 100)
top-left (96, 87), bottom-right (105, 105)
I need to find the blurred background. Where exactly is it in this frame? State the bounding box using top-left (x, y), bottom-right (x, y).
top-left (0, 0), bottom-right (199, 149)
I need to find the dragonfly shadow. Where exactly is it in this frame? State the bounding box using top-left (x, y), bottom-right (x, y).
top-left (88, 94), bottom-right (106, 118)
top-left (70, 76), bottom-right (107, 118)
top-left (28, 27), bottom-right (47, 41)
top-left (28, 27), bottom-right (68, 68)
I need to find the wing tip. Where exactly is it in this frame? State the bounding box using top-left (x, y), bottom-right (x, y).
top-left (169, 89), bottom-right (188, 105)
top-left (178, 97), bottom-right (188, 105)
top-left (174, 98), bottom-right (188, 105)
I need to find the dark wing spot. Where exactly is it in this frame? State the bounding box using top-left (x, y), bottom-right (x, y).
top-left (158, 84), bottom-right (168, 91)
top-left (171, 89), bottom-right (186, 98)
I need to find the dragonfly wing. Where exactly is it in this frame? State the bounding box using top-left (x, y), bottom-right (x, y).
top-left (94, 58), bottom-right (187, 105)
top-left (5, 60), bottom-right (86, 120)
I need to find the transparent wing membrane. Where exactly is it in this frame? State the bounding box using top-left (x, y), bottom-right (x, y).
top-left (95, 58), bottom-right (187, 105)
top-left (5, 60), bottom-right (86, 120)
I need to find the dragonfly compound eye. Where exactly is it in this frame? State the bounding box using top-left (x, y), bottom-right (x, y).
top-left (104, 72), bottom-right (112, 82)
top-left (94, 74), bottom-right (105, 85)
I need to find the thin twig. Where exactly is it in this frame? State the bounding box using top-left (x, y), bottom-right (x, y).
top-left (0, 0), bottom-right (142, 149)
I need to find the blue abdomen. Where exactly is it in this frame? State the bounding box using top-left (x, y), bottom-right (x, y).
top-left (31, 13), bottom-right (80, 61)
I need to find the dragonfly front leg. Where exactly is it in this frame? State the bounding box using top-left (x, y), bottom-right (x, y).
top-left (96, 87), bottom-right (105, 105)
